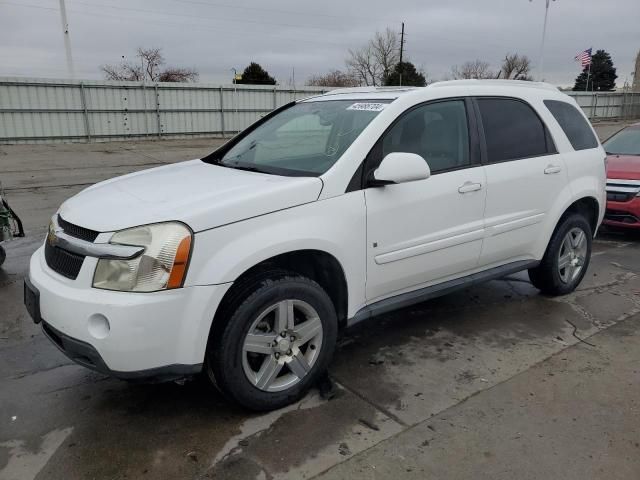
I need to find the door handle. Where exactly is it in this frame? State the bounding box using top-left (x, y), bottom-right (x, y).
top-left (458, 181), bottom-right (482, 194)
top-left (544, 164), bottom-right (562, 174)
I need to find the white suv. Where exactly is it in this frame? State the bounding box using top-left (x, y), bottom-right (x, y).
top-left (25, 80), bottom-right (606, 410)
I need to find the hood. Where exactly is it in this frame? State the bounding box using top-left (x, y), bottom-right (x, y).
top-left (59, 160), bottom-right (323, 232)
top-left (606, 154), bottom-right (640, 180)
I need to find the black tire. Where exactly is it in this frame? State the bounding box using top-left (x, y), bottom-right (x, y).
top-left (528, 213), bottom-right (592, 296)
top-left (0, 245), bottom-right (5, 267)
top-left (205, 272), bottom-right (337, 411)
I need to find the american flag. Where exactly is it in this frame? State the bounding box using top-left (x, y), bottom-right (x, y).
top-left (574, 48), bottom-right (592, 68)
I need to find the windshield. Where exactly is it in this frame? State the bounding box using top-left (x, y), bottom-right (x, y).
top-left (215, 100), bottom-right (390, 176)
top-left (603, 126), bottom-right (640, 156)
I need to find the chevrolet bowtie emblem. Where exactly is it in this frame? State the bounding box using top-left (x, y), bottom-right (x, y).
top-left (47, 221), bottom-right (62, 247)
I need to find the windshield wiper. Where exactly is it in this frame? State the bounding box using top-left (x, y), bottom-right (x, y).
top-left (606, 152), bottom-right (640, 156)
top-left (220, 140), bottom-right (259, 164)
top-left (219, 163), bottom-right (275, 175)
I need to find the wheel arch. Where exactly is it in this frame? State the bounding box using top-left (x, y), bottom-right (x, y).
top-left (211, 249), bottom-right (350, 333)
top-left (533, 194), bottom-right (601, 261)
top-left (558, 196), bottom-right (600, 236)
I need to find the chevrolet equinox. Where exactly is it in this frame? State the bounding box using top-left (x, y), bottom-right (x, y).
top-left (25, 80), bottom-right (606, 410)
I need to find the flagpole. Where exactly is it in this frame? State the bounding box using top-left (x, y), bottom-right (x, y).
top-left (585, 53), bottom-right (592, 92)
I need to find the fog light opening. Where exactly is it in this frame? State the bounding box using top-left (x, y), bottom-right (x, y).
top-left (88, 314), bottom-right (110, 339)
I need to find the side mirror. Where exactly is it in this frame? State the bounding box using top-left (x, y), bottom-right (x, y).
top-left (371, 152), bottom-right (431, 186)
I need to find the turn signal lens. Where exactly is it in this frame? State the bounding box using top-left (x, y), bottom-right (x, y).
top-left (167, 235), bottom-right (192, 289)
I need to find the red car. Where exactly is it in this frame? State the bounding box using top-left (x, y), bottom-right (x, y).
top-left (604, 123), bottom-right (640, 229)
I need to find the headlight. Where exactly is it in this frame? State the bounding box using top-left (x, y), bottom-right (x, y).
top-left (93, 222), bottom-right (192, 292)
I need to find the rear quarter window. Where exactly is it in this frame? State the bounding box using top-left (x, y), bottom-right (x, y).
top-left (476, 97), bottom-right (552, 163)
top-left (544, 99), bottom-right (598, 151)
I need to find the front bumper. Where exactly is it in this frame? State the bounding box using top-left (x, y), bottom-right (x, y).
top-left (604, 197), bottom-right (640, 229)
top-left (40, 320), bottom-right (201, 382)
top-left (28, 246), bottom-right (231, 377)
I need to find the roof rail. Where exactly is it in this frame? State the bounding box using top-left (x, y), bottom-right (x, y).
top-left (322, 86), bottom-right (419, 95)
top-left (429, 79), bottom-right (559, 91)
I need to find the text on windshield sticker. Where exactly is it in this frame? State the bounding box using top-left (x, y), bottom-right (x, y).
top-left (346, 103), bottom-right (387, 112)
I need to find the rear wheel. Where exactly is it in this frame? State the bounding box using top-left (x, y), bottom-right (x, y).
top-left (528, 213), bottom-right (592, 295)
top-left (0, 245), bottom-right (5, 267)
top-left (205, 273), bottom-right (337, 411)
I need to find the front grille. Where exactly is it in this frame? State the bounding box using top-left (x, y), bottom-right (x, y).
top-left (606, 179), bottom-right (640, 204)
top-left (58, 215), bottom-right (99, 242)
top-left (44, 216), bottom-right (98, 280)
top-left (604, 209), bottom-right (639, 224)
top-left (607, 191), bottom-right (635, 202)
top-left (44, 242), bottom-right (85, 279)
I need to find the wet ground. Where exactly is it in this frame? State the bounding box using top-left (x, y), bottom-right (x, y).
top-left (1, 128), bottom-right (639, 479)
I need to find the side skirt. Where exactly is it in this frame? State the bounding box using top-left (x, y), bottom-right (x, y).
top-left (347, 260), bottom-right (539, 327)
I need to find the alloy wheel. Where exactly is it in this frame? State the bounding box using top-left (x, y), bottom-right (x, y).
top-left (557, 227), bottom-right (588, 284)
top-left (241, 299), bottom-right (323, 392)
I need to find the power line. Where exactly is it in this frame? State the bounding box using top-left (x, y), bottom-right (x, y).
top-left (67, 0), bottom-right (345, 32)
top-left (2, 1), bottom-right (436, 80)
top-left (0, 1), bottom-right (356, 48)
top-left (0, 2), bottom-right (491, 71)
top-left (1, 2), bottom-right (506, 58)
top-left (1, 1), bottom-right (408, 51)
top-left (173, 0), bottom-right (399, 24)
top-left (1, 0), bottom-right (57, 10)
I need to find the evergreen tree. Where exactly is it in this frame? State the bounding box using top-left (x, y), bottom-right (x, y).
top-left (573, 49), bottom-right (617, 91)
top-left (384, 61), bottom-right (427, 87)
top-left (236, 62), bottom-right (276, 85)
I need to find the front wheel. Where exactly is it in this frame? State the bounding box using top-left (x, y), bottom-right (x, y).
top-left (206, 273), bottom-right (337, 411)
top-left (528, 213), bottom-right (592, 296)
top-left (0, 244), bottom-right (5, 267)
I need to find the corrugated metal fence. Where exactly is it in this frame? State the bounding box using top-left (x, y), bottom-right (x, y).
top-left (570, 91), bottom-right (640, 120)
top-left (1, 77), bottom-right (639, 144)
top-left (0, 77), bottom-right (329, 144)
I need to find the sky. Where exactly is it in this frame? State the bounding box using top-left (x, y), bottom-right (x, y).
top-left (1, 0), bottom-right (638, 87)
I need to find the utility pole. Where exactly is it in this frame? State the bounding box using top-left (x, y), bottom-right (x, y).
top-left (58, 0), bottom-right (75, 78)
top-left (399, 22), bottom-right (405, 86)
top-left (530, 0), bottom-right (556, 81)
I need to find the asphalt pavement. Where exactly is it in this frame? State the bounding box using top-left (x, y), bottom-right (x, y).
top-left (1, 124), bottom-right (639, 480)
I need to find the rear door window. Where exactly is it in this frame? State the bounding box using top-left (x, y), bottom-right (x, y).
top-left (477, 97), bottom-right (552, 163)
top-left (544, 100), bottom-right (598, 151)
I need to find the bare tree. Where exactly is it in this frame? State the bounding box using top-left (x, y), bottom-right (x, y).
top-left (447, 54), bottom-right (533, 82)
top-left (138, 47), bottom-right (164, 82)
top-left (158, 67), bottom-right (198, 82)
top-left (101, 63), bottom-right (143, 81)
top-left (498, 53), bottom-right (532, 80)
top-left (450, 60), bottom-right (495, 80)
top-left (102, 47), bottom-right (198, 82)
top-left (371, 28), bottom-right (400, 82)
top-left (306, 70), bottom-right (359, 87)
top-left (346, 45), bottom-right (381, 86)
top-left (346, 27), bottom-right (399, 86)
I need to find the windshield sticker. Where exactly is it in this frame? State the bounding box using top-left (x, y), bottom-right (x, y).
top-left (347, 102), bottom-right (387, 112)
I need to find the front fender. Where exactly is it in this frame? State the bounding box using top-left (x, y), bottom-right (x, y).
top-left (185, 192), bottom-right (367, 317)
